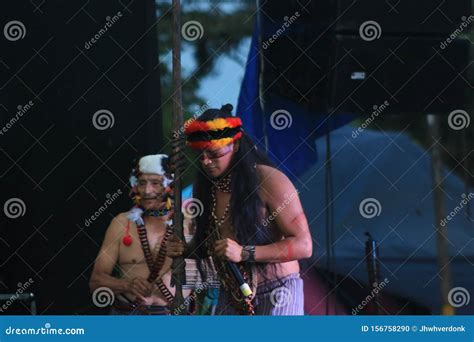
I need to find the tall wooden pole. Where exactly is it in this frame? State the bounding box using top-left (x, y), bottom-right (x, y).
top-left (427, 114), bottom-right (454, 315)
top-left (171, 0), bottom-right (185, 314)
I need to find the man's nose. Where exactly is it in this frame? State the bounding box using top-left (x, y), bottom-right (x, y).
top-left (145, 182), bottom-right (154, 193)
top-left (201, 153), bottom-right (211, 166)
top-left (201, 155), bottom-right (212, 166)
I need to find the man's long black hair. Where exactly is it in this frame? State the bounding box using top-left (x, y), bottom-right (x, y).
top-left (191, 104), bottom-right (278, 279)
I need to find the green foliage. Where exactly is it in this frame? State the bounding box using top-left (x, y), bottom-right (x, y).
top-left (155, 1), bottom-right (255, 185)
top-left (155, 1), bottom-right (255, 153)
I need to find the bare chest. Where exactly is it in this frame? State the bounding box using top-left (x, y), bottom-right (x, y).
top-left (212, 191), bottom-right (281, 243)
top-left (118, 222), bottom-right (167, 265)
top-left (212, 192), bottom-right (234, 239)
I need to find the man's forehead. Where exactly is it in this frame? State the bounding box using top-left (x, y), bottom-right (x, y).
top-left (138, 173), bottom-right (164, 180)
top-left (204, 144), bottom-right (233, 153)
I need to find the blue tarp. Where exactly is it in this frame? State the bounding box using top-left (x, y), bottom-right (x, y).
top-left (299, 125), bottom-right (474, 314)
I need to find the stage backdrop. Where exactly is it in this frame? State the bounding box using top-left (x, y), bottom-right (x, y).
top-left (1, 0), bottom-right (164, 314)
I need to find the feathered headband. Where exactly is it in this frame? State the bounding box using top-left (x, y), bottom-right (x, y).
top-left (184, 117), bottom-right (243, 150)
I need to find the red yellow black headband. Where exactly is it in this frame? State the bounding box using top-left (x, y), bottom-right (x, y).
top-left (184, 117), bottom-right (243, 150)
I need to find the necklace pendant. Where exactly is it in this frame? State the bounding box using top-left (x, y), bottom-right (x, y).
top-left (122, 234), bottom-right (133, 246)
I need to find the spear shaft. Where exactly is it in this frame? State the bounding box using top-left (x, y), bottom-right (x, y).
top-left (170, 0), bottom-right (185, 314)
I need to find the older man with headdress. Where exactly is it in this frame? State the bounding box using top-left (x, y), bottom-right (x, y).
top-left (89, 154), bottom-right (191, 315)
top-left (167, 104), bottom-right (313, 315)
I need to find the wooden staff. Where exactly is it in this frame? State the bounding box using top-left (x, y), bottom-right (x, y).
top-left (170, 0), bottom-right (185, 314)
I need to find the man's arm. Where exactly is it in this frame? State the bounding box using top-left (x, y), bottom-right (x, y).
top-left (214, 165), bottom-right (313, 263)
top-left (254, 165), bottom-right (313, 262)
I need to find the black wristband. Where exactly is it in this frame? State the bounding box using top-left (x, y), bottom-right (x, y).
top-left (242, 245), bottom-right (256, 262)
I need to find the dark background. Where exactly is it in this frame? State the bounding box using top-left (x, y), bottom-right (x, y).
top-left (1, 0), bottom-right (163, 314)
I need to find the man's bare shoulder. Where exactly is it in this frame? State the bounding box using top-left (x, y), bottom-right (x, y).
top-left (256, 164), bottom-right (298, 205)
top-left (115, 211), bottom-right (130, 222)
top-left (107, 211), bottom-right (130, 234)
top-left (256, 164), bottom-right (292, 189)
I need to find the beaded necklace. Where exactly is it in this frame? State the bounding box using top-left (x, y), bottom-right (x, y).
top-left (208, 178), bottom-right (255, 315)
top-left (142, 209), bottom-right (169, 217)
top-left (211, 173), bottom-right (232, 193)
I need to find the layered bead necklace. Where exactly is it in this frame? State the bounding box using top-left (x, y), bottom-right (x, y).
top-left (209, 173), bottom-right (255, 315)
